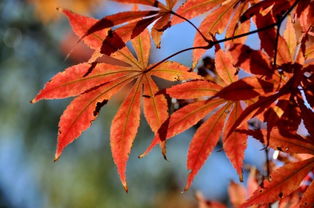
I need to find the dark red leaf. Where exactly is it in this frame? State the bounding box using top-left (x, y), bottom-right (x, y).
top-left (241, 158), bottom-right (314, 207)
top-left (215, 77), bottom-right (274, 101)
top-left (229, 44), bottom-right (273, 77)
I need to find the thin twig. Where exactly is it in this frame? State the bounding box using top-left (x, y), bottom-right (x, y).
top-left (144, 45), bottom-right (210, 72)
top-left (144, 0), bottom-right (301, 74)
top-left (171, 11), bottom-right (210, 43)
top-left (280, 0), bottom-right (301, 22)
top-left (144, 22), bottom-right (280, 73)
top-left (214, 23), bottom-right (278, 44)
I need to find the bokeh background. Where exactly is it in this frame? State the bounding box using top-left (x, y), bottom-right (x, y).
top-left (0, 0), bottom-right (266, 207)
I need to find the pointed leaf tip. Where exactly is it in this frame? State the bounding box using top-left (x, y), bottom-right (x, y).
top-left (184, 183), bottom-right (190, 192)
top-left (122, 182), bottom-right (128, 193)
top-left (239, 173), bottom-right (244, 182)
top-left (161, 141), bottom-right (168, 161)
top-left (138, 148), bottom-right (150, 158)
top-left (54, 153), bottom-right (61, 162)
top-left (163, 154), bottom-right (168, 161)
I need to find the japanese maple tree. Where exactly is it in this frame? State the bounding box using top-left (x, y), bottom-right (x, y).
top-left (32, 0), bottom-right (314, 207)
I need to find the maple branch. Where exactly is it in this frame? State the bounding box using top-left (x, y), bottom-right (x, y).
top-left (280, 0), bottom-right (301, 23)
top-left (145, 24), bottom-right (281, 74)
top-left (171, 11), bottom-right (210, 43)
top-left (214, 23), bottom-right (278, 44)
top-left (144, 45), bottom-right (210, 72)
top-left (145, 0), bottom-right (301, 75)
top-left (216, 0), bottom-right (300, 45)
top-left (145, 22), bottom-right (280, 73)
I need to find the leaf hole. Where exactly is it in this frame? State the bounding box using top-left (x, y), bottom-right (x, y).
top-left (93, 100), bottom-right (108, 116)
top-left (277, 147), bottom-right (283, 151)
top-left (278, 192), bottom-right (283, 198)
top-left (142, 95), bottom-right (151, 98)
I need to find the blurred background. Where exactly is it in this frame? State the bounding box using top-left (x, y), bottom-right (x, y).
top-left (0, 0), bottom-right (266, 207)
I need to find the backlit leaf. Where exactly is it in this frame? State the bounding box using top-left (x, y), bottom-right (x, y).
top-left (140, 99), bottom-right (225, 157)
top-left (31, 63), bottom-right (136, 102)
top-left (250, 128), bottom-right (314, 155)
top-left (163, 80), bottom-right (221, 99)
top-left (239, 0), bottom-right (278, 22)
top-left (62, 9), bottom-right (109, 50)
top-left (151, 13), bottom-right (171, 48)
top-left (192, 2), bottom-right (235, 67)
top-left (300, 181), bottom-right (314, 208)
top-left (100, 16), bottom-right (159, 55)
top-left (113, 0), bottom-right (168, 9)
top-left (143, 75), bottom-right (168, 133)
top-left (172, 0), bottom-right (225, 25)
top-left (131, 29), bottom-right (151, 68)
top-left (241, 157), bottom-right (314, 207)
top-left (215, 77), bottom-right (274, 101)
top-left (255, 12), bottom-right (292, 65)
top-left (225, 1), bottom-right (250, 48)
top-left (81, 10), bottom-right (159, 40)
top-left (151, 61), bottom-right (201, 81)
top-left (284, 15), bottom-right (297, 59)
top-left (185, 104), bottom-right (229, 190)
top-left (33, 28), bottom-right (201, 190)
top-left (229, 44), bottom-right (273, 77)
top-left (215, 49), bottom-right (237, 85)
top-left (110, 79), bottom-right (142, 191)
top-left (55, 77), bottom-right (132, 160)
top-left (223, 102), bottom-right (247, 179)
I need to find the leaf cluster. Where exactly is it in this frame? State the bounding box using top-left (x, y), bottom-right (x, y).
top-left (32, 0), bottom-right (314, 206)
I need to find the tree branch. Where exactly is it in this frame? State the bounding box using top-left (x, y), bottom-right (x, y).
top-left (145, 0), bottom-right (301, 74)
top-left (171, 11), bottom-right (210, 44)
top-left (144, 45), bottom-right (210, 73)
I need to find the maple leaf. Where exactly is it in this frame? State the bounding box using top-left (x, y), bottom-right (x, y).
top-left (254, 13), bottom-right (292, 66)
top-left (32, 29), bottom-right (200, 191)
top-left (240, 129), bottom-right (314, 207)
top-left (284, 15), bottom-right (297, 58)
top-left (30, 0), bottom-right (314, 204)
top-left (140, 49), bottom-right (275, 189)
top-left (225, 27), bottom-right (314, 138)
top-left (228, 44), bottom-right (274, 77)
top-left (240, 0), bottom-right (290, 23)
top-left (62, 0), bottom-right (178, 56)
top-left (295, 0), bottom-right (314, 37)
